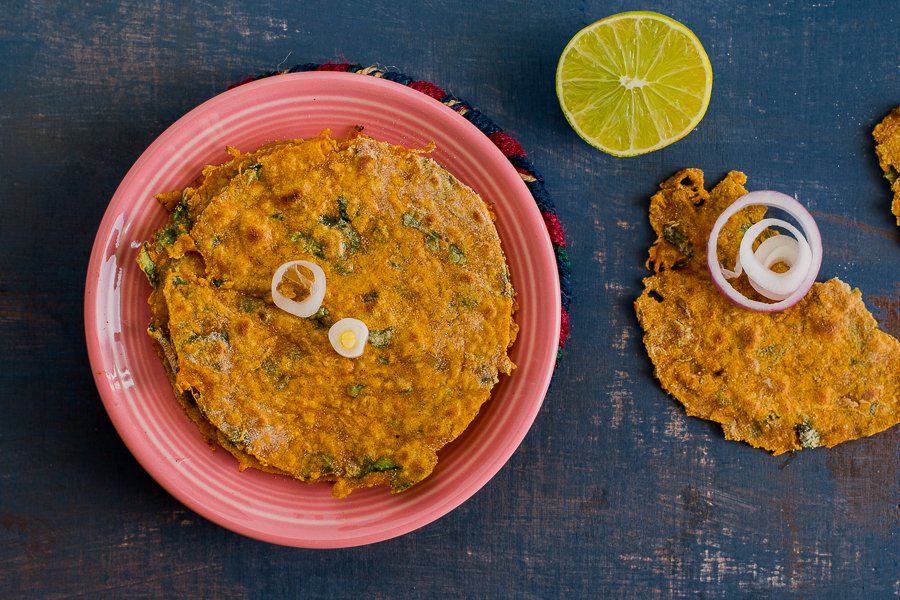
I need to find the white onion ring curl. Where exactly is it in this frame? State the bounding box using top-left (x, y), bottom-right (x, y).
top-left (706, 190), bottom-right (822, 312)
top-left (328, 317), bottom-right (369, 358)
top-left (271, 260), bottom-right (326, 317)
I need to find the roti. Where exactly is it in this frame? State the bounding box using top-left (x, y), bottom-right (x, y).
top-left (140, 130), bottom-right (517, 496)
top-left (635, 169), bottom-right (900, 454)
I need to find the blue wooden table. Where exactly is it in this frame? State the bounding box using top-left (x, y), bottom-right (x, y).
top-left (1, 1), bottom-right (897, 597)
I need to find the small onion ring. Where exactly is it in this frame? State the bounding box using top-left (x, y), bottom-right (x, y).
top-left (744, 234), bottom-right (802, 300)
top-left (328, 318), bottom-right (369, 358)
top-left (739, 218), bottom-right (811, 300)
top-left (706, 190), bottom-right (822, 312)
top-left (271, 260), bottom-right (326, 318)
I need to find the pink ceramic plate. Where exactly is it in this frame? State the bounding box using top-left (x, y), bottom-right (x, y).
top-left (84, 72), bottom-right (560, 548)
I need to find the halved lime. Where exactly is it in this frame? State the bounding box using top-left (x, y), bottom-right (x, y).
top-left (556, 11), bottom-right (712, 157)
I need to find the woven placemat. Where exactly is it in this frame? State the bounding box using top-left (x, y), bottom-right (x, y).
top-left (232, 62), bottom-right (571, 363)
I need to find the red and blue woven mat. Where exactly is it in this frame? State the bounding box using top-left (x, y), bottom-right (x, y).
top-left (232, 62), bottom-right (571, 363)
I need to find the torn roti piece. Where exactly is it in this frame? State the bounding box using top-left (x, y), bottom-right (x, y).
top-left (634, 169), bottom-right (900, 454)
top-left (872, 106), bottom-right (900, 227)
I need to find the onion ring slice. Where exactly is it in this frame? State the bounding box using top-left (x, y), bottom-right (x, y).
top-left (271, 260), bottom-right (326, 318)
top-left (739, 218), bottom-right (811, 300)
top-left (328, 317), bottom-right (369, 358)
top-left (744, 233), bottom-right (802, 300)
top-left (706, 190), bottom-right (822, 312)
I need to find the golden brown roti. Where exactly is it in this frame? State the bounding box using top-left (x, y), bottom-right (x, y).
top-left (872, 107), bottom-right (900, 226)
top-left (635, 169), bottom-right (900, 454)
top-left (140, 131), bottom-right (517, 496)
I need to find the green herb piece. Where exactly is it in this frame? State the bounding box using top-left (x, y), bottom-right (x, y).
top-left (358, 456), bottom-right (400, 477)
top-left (171, 275), bottom-right (189, 286)
top-left (261, 357), bottom-right (291, 391)
top-left (333, 259), bottom-right (354, 275)
top-left (368, 327), bottom-right (395, 349)
top-left (662, 223), bottom-right (693, 258)
top-left (388, 259), bottom-right (403, 270)
top-left (320, 453), bottom-right (334, 474)
top-left (170, 195), bottom-right (193, 227)
top-left (319, 194), bottom-right (362, 256)
top-left (289, 231), bottom-right (326, 259)
top-left (238, 296), bottom-right (263, 313)
top-left (884, 165), bottom-right (899, 185)
top-left (424, 230), bottom-right (441, 252)
top-left (138, 248), bottom-right (158, 287)
top-left (342, 225), bottom-right (361, 253)
top-left (147, 322), bottom-right (158, 333)
top-left (171, 198), bottom-right (191, 226)
top-left (211, 234), bottom-right (222, 248)
top-left (211, 278), bottom-right (224, 287)
top-left (452, 296), bottom-right (479, 309)
top-left (376, 356), bottom-right (390, 365)
top-left (370, 457), bottom-right (398, 471)
top-left (402, 212), bottom-right (422, 229)
top-left (247, 163), bottom-right (263, 179)
top-left (499, 267), bottom-right (513, 297)
top-left (221, 423), bottom-right (248, 446)
top-left (346, 383), bottom-right (366, 398)
top-left (757, 344), bottom-right (785, 363)
top-left (154, 224), bottom-right (180, 250)
top-left (319, 210), bottom-right (361, 254)
top-left (319, 214), bottom-right (341, 228)
top-left (307, 305), bottom-right (331, 329)
top-left (795, 420), bottom-right (821, 449)
top-left (370, 225), bottom-right (388, 243)
top-left (186, 330), bottom-right (230, 346)
top-left (337, 194), bottom-right (351, 221)
top-left (749, 420), bottom-right (764, 438)
top-left (270, 212), bottom-right (284, 220)
top-left (448, 244), bottom-right (467, 265)
top-left (153, 195), bottom-right (192, 251)
top-left (477, 363), bottom-right (499, 385)
top-left (362, 291), bottom-right (379, 304)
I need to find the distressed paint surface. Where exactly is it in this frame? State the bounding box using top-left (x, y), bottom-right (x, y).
top-left (0, 1), bottom-right (897, 598)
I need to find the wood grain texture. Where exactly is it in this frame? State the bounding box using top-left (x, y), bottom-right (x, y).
top-left (1, 0), bottom-right (897, 598)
